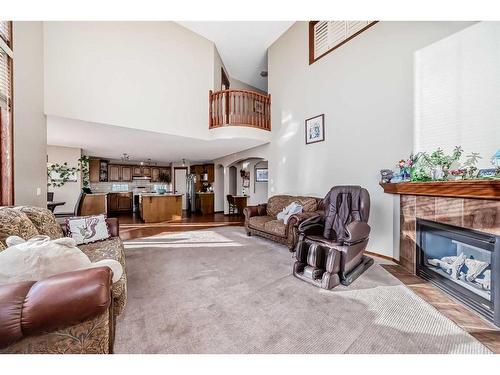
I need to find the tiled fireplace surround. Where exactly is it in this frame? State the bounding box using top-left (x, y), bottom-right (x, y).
top-left (400, 195), bottom-right (500, 273)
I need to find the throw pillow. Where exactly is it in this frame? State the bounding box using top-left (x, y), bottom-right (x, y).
top-left (66, 214), bottom-right (110, 245)
top-left (0, 207), bottom-right (39, 248)
top-left (0, 235), bottom-right (123, 284)
top-left (15, 206), bottom-right (64, 239)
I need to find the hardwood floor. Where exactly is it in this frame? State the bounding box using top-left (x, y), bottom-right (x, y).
top-left (111, 211), bottom-right (244, 241)
top-left (383, 264), bottom-right (500, 353)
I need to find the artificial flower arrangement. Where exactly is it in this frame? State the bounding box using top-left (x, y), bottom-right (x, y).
top-left (386, 146), bottom-right (500, 183)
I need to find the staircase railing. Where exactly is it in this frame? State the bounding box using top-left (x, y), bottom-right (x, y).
top-left (209, 89), bottom-right (271, 131)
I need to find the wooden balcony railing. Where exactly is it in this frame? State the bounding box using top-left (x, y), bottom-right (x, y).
top-left (209, 89), bottom-right (271, 131)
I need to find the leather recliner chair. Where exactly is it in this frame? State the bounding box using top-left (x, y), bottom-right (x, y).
top-left (293, 185), bottom-right (374, 289)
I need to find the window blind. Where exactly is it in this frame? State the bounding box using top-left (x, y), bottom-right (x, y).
top-left (311, 21), bottom-right (375, 62)
top-left (0, 21), bottom-right (12, 109)
top-left (0, 21), bottom-right (11, 45)
top-left (0, 48), bottom-right (11, 109)
top-left (0, 20), bottom-right (13, 206)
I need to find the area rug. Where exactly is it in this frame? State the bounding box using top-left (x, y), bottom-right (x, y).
top-left (114, 227), bottom-right (491, 354)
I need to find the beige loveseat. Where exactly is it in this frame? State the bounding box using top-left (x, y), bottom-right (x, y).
top-left (243, 195), bottom-right (322, 251)
top-left (0, 206), bottom-right (127, 353)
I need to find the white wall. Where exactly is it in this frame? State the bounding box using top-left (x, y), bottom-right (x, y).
top-left (268, 21), bottom-right (475, 258)
top-left (230, 77), bottom-right (266, 94)
top-left (13, 21), bottom-right (47, 207)
top-left (44, 22), bottom-right (215, 139)
top-left (253, 160), bottom-right (268, 203)
top-left (47, 145), bottom-right (82, 214)
top-left (415, 22), bottom-right (500, 167)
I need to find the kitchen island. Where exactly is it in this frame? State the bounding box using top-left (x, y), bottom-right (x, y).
top-left (139, 193), bottom-right (183, 223)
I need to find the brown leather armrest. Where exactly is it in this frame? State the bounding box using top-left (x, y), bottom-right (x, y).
top-left (0, 267), bottom-right (112, 349)
top-left (243, 206), bottom-right (258, 220)
top-left (345, 221), bottom-right (371, 244)
top-left (60, 217), bottom-right (119, 237)
top-left (106, 218), bottom-right (119, 237)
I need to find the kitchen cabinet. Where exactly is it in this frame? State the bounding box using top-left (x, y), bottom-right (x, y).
top-left (151, 167), bottom-right (160, 182)
top-left (108, 165), bottom-right (121, 181)
top-left (107, 192), bottom-right (133, 212)
top-left (133, 166), bottom-right (142, 176)
top-left (206, 164), bottom-right (214, 182)
top-left (89, 159), bottom-right (100, 183)
top-left (121, 166), bottom-right (132, 181)
top-left (196, 192), bottom-right (214, 214)
top-left (142, 167), bottom-right (151, 177)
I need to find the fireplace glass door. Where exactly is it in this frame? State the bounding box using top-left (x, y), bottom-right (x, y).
top-left (417, 219), bottom-right (498, 321)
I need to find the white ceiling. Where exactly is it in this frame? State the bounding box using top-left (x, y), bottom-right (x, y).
top-left (47, 116), bottom-right (266, 164)
top-left (177, 21), bottom-right (294, 91)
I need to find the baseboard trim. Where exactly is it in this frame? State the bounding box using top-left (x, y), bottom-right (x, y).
top-left (365, 251), bottom-right (399, 264)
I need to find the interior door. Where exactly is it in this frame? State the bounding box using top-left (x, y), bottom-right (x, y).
top-left (174, 168), bottom-right (188, 210)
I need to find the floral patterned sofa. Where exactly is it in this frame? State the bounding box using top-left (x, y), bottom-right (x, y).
top-left (0, 206), bottom-right (127, 353)
top-left (243, 195), bottom-right (323, 251)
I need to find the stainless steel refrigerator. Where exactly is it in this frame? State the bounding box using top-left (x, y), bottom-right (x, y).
top-left (186, 173), bottom-right (197, 216)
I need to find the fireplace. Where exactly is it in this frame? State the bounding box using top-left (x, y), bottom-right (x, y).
top-left (416, 219), bottom-right (500, 326)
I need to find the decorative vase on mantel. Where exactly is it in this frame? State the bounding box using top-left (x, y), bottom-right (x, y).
top-left (432, 166), bottom-right (444, 180)
top-left (400, 167), bottom-right (411, 182)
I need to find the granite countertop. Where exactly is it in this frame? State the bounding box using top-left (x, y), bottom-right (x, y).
top-left (139, 193), bottom-right (183, 197)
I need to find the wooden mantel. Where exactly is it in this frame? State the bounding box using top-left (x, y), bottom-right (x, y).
top-left (380, 180), bottom-right (500, 200)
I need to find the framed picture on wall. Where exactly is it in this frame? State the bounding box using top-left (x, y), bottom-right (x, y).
top-left (255, 168), bottom-right (268, 182)
top-left (305, 114), bottom-right (325, 144)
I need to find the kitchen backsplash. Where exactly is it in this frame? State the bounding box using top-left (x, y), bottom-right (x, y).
top-left (90, 181), bottom-right (172, 193)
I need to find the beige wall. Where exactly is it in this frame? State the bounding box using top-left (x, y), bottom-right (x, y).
top-left (268, 21), bottom-right (475, 259)
top-left (47, 145), bottom-right (82, 214)
top-left (44, 22), bottom-right (215, 139)
top-left (230, 77), bottom-right (266, 94)
top-left (13, 21), bottom-right (47, 207)
top-left (214, 45), bottom-right (265, 94)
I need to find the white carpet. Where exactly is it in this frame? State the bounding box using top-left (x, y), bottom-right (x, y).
top-left (115, 227), bottom-right (491, 354)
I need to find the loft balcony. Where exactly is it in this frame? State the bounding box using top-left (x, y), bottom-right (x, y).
top-left (209, 89), bottom-right (271, 131)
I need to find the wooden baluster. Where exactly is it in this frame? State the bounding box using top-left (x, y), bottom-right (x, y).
top-left (213, 92), bottom-right (216, 127)
top-left (217, 93), bottom-right (220, 126)
top-left (213, 93), bottom-right (216, 127)
top-left (259, 94), bottom-right (262, 128)
top-left (243, 92), bottom-right (246, 125)
top-left (208, 90), bottom-right (212, 128)
top-left (268, 94), bottom-right (271, 130)
top-left (217, 92), bottom-right (220, 127)
top-left (238, 92), bottom-right (241, 124)
top-left (251, 92), bottom-right (255, 127)
top-left (228, 91), bottom-right (232, 125)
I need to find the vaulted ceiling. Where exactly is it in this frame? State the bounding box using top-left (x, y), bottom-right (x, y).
top-left (177, 21), bottom-right (294, 91)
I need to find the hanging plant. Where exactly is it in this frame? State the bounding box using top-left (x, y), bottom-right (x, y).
top-left (47, 162), bottom-right (79, 188)
top-left (78, 155), bottom-right (90, 189)
top-left (47, 155), bottom-right (91, 189)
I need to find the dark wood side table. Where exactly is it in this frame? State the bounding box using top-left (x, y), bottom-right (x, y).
top-left (232, 196), bottom-right (248, 217)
